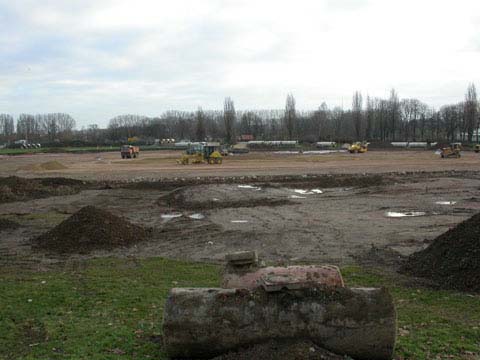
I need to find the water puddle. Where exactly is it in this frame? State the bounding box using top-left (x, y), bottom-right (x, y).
top-left (385, 211), bottom-right (426, 218)
top-left (161, 213), bottom-right (183, 220)
top-left (292, 189), bottom-right (323, 195)
top-left (231, 220), bottom-right (249, 223)
top-left (435, 201), bottom-right (457, 205)
top-left (189, 213), bottom-right (205, 220)
top-left (238, 185), bottom-right (261, 191)
top-left (290, 195), bottom-right (307, 199)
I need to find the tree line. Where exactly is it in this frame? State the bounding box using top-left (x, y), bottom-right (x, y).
top-left (1, 85), bottom-right (478, 145)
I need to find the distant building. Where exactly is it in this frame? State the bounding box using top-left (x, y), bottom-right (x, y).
top-left (238, 134), bottom-right (254, 141)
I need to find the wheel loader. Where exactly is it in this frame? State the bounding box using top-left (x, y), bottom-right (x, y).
top-left (177, 142), bottom-right (223, 165)
top-left (440, 143), bottom-right (461, 158)
top-left (348, 141), bottom-right (369, 153)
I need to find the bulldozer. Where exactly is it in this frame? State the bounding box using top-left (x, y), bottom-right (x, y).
top-left (440, 143), bottom-right (461, 158)
top-left (177, 142), bottom-right (223, 165)
top-left (348, 141), bottom-right (369, 153)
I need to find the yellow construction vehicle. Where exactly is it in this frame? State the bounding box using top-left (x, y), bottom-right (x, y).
top-left (348, 141), bottom-right (369, 153)
top-left (440, 143), bottom-right (461, 158)
top-left (474, 144), bottom-right (480, 153)
top-left (177, 142), bottom-right (223, 165)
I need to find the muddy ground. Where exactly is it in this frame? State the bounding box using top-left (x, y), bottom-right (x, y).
top-left (1, 169), bottom-right (480, 270)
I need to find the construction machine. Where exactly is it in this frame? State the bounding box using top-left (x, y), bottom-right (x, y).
top-left (440, 143), bottom-right (461, 158)
top-left (474, 144), bottom-right (480, 153)
top-left (177, 142), bottom-right (223, 165)
top-left (348, 141), bottom-right (369, 153)
top-left (121, 145), bottom-right (140, 159)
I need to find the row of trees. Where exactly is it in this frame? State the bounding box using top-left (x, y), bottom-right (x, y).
top-left (0, 113), bottom-right (76, 143)
top-left (1, 85), bottom-right (478, 145)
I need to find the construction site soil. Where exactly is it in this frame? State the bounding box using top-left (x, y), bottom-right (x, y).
top-left (0, 176), bottom-right (94, 203)
top-left (401, 212), bottom-right (480, 293)
top-left (33, 206), bottom-right (147, 254)
top-left (1, 150), bottom-right (480, 276)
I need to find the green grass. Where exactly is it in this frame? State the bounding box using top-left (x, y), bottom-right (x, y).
top-left (1, 259), bottom-right (478, 359)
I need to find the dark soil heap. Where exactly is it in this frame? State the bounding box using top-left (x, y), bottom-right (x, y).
top-left (0, 218), bottom-right (20, 231)
top-left (401, 212), bottom-right (480, 292)
top-left (211, 339), bottom-right (348, 360)
top-left (0, 176), bottom-right (90, 203)
top-left (33, 206), bottom-right (147, 253)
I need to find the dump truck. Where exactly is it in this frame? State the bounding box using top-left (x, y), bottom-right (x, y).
top-left (440, 143), bottom-right (461, 158)
top-left (177, 142), bottom-right (223, 165)
top-left (348, 141), bottom-right (369, 153)
top-left (120, 145), bottom-right (140, 159)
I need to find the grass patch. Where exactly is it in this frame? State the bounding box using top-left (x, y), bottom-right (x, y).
top-left (0, 259), bottom-right (478, 359)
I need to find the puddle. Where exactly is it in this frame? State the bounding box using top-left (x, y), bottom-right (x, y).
top-left (435, 201), bottom-right (457, 205)
top-left (189, 213), bottom-right (205, 220)
top-left (231, 220), bottom-right (249, 223)
top-left (290, 195), bottom-right (307, 199)
top-left (238, 185), bottom-right (261, 191)
top-left (292, 189), bottom-right (323, 195)
top-left (161, 213), bottom-right (183, 220)
top-left (212, 198), bottom-right (220, 202)
top-left (385, 211), bottom-right (426, 218)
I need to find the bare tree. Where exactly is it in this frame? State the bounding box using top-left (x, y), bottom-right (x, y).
top-left (0, 114), bottom-right (15, 142)
top-left (223, 97), bottom-right (236, 144)
top-left (465, 83), bottom-right (478, 143)
top-left (352, 91), bottom-right (363, 139)
top-left (284, 94), bottom-right (296, 140)
top-left (195, 107), bottom-right (206, 141)
top-left (388, 89), bottom-right (400, 141)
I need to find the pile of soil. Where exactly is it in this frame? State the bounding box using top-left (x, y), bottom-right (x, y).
top-left (19, 160), bottom-right (68, 171)
top-left (0, 218), bottom-right (20, 231)
top-left (33, 206), bottom-right (147, 253)
top-left (160, 188), bottom-right (294, 210)
top-left (401, 212), bottom-right (480, 292)
top-left (0, 176), bottom-right (91, 204)
top-left (211, 340), bottom-right (349, 360)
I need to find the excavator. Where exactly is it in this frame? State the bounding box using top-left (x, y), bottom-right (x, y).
top-left (177, 142), bottom-right (223, 165)
top-left (348, 141), bottom-right (369, 153)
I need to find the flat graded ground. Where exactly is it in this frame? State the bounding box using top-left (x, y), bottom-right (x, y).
top-left (1, 149), bottom-right (479, 181)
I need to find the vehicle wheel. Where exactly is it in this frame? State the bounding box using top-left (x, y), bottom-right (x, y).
top-left (441, 154), bottom-right (444, 158)
top-left (133, 154), bottom-right (137, 158)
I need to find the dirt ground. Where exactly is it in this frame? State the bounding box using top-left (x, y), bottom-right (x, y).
top-left (1, 148), bottom-right (480, 270)
top-left (1, 149), bottom-right (479, 181)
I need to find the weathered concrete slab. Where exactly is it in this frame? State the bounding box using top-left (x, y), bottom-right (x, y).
top-left (162, 286), bottom-right (396, 360)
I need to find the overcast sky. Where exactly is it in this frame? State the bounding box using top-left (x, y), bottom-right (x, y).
top-left (1, 0), bottom-right (480, 127)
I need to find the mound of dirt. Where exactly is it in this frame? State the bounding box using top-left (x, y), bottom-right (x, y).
top-left (19, 160), bottom-right (68, 171)
top-left (0, 218), bottom-right (20, 231)
top-left (33, 206), bottom-right (147, 253)
top-left (211, 339), bottom-right (349, 360)
top-left (401, 212), bottom-right (480, 292)
top-left (0, 176), bottom-right (91, 204)
top-left (159, 186), bottom-right (294, 210)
